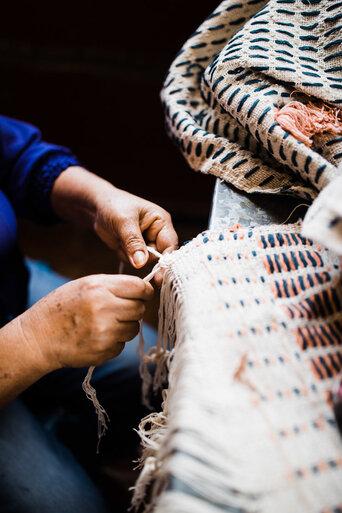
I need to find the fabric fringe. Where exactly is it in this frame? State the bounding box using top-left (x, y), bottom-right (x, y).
top-left (132, 251), bottom-right (262, 512)
top-left (274, 101), bottom-right (342, 147)
top-left (82, 366), bottom-right (109, 453)
top-left (132, 266), bottom-right (180, 511)
top-left (132, 226), bottom-right (342, 512)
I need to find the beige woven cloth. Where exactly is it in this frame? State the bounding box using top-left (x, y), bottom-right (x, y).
top-left (133, 223), bottom-right (342, 513)
top-left (161, 0), bottom-right (342, 252)
top-left (131, 3), bottom-right (342, 510)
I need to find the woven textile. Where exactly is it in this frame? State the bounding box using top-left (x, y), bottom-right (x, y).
top-left (133, 223), bottom-right (342, 513)
top-left (161, 0), bottom-right (342, 252)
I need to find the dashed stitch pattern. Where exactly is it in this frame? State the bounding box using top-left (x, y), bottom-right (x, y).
top-left (161, 0), bottom-right (342, 203)
top-left (133, 223), bottom-right (342, 513)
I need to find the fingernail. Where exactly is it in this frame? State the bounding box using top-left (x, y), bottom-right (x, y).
top-left (133, 251), bottom-right (146, 267)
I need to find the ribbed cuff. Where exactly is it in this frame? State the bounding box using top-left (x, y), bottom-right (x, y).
top-left (26, 152), bottom-right (79, 223)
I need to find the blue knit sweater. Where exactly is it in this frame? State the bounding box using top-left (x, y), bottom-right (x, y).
top-left (0, 116), bottom-right (79, 325)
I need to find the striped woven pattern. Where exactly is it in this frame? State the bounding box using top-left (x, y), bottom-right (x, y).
top-left (161, 0), bottom-right (342, 231)
top-left (134, 223), bottom-right (342, 512)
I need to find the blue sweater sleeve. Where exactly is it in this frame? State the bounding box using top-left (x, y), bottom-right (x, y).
top-left (0, 115), bottom-right (79, 223)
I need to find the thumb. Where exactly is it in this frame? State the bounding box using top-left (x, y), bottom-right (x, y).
top-left (117, 219), bottom-right (148, 268)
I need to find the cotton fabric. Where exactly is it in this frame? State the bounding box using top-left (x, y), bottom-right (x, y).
top-left (161, 0), bottom-right (342, 252)
top-left (134, 223), bottom-right (342, 513)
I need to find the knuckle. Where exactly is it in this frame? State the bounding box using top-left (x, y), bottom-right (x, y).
top-left (125, 233), bottom-right (143, 249)
top-left (117, 214), bottom-right (130, 225)
top-left (133, 302), bottom-right (145, 319)
top-left (80, 275), bottom-right (102, 293)
top-left (124, 275), bottom-right (144, 290)
top-left (161, 209), bottom-right (171, 221)
top-left (125, 322), bottom-right (140, 340)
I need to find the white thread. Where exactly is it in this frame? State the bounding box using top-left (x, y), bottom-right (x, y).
top-left (82, 366), bottom-right (109, 453)
top-left (147, 246), bottom-right (163, 259)
top-left (82, 247), bottom-right (168, 451)
top-left (280, 203), bottom-right (310, 225)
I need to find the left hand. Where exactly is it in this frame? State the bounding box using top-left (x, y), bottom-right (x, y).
top-left (52, 167), bottom-right (178, 274)
top-left (94, 187), bottom-right (178, 269)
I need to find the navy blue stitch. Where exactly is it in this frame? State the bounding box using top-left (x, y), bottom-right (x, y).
top-left (258, 106), bottom-right (272, 124)
top-left (314, 164), bottom-right (326, 184)
top-left (212, 147), bottom-right (225, 159)
top-left (245, 166), bottom-right (260, 178)
top-left (218, 84), bottom-right (231, 99)
top-left (220, 151), bottom-right (237, 163)
top-left (247, 99), bottom-right (260, 118)
top-left (227, 87), bottom-right (241, 106)
top-left (237, 94), bottom-right (250, 112)
top-left (275, 39), bottom-right (293, 48)
top-left (304, 156), bottom-right (312, 174)
top-left (232, 158), bottom-right (248, 169)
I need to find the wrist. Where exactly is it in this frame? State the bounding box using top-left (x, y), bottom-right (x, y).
top-left (16, 309), bottom-right (59, 376)
top-left (51, 166), bottom-right (117, 231)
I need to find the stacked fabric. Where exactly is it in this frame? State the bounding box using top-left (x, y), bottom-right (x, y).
top-left (133, 224), bottom-right (342, 512)
top-left (161, 0), bottom-right (342, 252)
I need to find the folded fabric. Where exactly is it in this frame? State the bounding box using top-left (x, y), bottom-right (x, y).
top-left (161, 0), bottom-right (342, 252)
top-left (133, 223), bottom-right (342, 513)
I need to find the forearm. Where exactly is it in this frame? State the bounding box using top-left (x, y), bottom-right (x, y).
top-left (51, 166), bottom-right (115, 229)
top-left (0, 315), bottom-right (52, 407)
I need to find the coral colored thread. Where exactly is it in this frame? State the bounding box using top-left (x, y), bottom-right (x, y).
top-left (274, 101), bottom-right (342, 147)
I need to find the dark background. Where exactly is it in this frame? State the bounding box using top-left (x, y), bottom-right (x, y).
top-left (1, 0), bottom-right (217, 217)
top-left (1, 3), bottom-right (218, 507)
top-left (0, 0), bottom-right (219, 280)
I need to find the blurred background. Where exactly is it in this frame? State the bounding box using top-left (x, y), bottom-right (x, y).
top-left (1, 0), bottom-right (217, 282)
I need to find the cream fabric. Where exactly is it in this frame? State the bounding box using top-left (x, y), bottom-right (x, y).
top-left (133, 223), bottom-right (342, 513)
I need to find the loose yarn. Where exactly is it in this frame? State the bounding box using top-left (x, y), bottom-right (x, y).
top-left (161, 0), bottom-right (342, 254)
top-left (81, 246), bottom-right (168, 451)
top-left (274, 102), bottom-right (342, 147)
top-left (82, 366), bottom-right (109, 453)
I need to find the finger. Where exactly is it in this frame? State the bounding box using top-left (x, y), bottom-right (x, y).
top-left (145, 216), bottom-right (178, 254)
top-left (115, 320), bottom-right (140, 342)
top-left (155, 224), bottom-right (179, 254)
top-left (117, 219), bottom-right (149, 269)
top-left (117, 248), bottom-right (130, 266)
top-left (153, 269), bottom-right (165, 288)
top-left (144, 242), bottom-right (159, 265)
top-left (115, 298), bottom-right (146, 322)
top-left (105, 275), bottom-right (154, 300)
top-left (107, 341), bottom-right (125, 359)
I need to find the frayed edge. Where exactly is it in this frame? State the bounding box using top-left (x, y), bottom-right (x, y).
top-left (139, 264), bottom-right (181, 407)
top-left (274, 100), bottom-right (342, 146)
top-left (132, 266), bottom-right (182, 510)
top-left (130, 392), bottom-right (169, 512)
top-left (82, 366), bottom-right (109, 453)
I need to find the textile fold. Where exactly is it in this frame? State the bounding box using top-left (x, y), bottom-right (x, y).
top-left (161, 0), bottom-right (342, 253)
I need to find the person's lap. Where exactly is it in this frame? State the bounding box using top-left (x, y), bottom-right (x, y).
top-left (0, 260), bottom-right (156, 512)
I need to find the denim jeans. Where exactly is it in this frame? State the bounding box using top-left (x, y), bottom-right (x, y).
top-left (0, 260), bottom-right (156, 513)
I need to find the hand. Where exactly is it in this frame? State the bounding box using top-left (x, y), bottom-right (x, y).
top-left (51, 168), bottom-right (178, 271)
top-left (19, 274), bottom-right (154, 371)
top-left (93, 187), bottom-right (178, 269)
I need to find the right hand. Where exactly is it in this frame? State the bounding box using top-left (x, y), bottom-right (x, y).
top-left (19, 274), bottom-right (154, 371)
